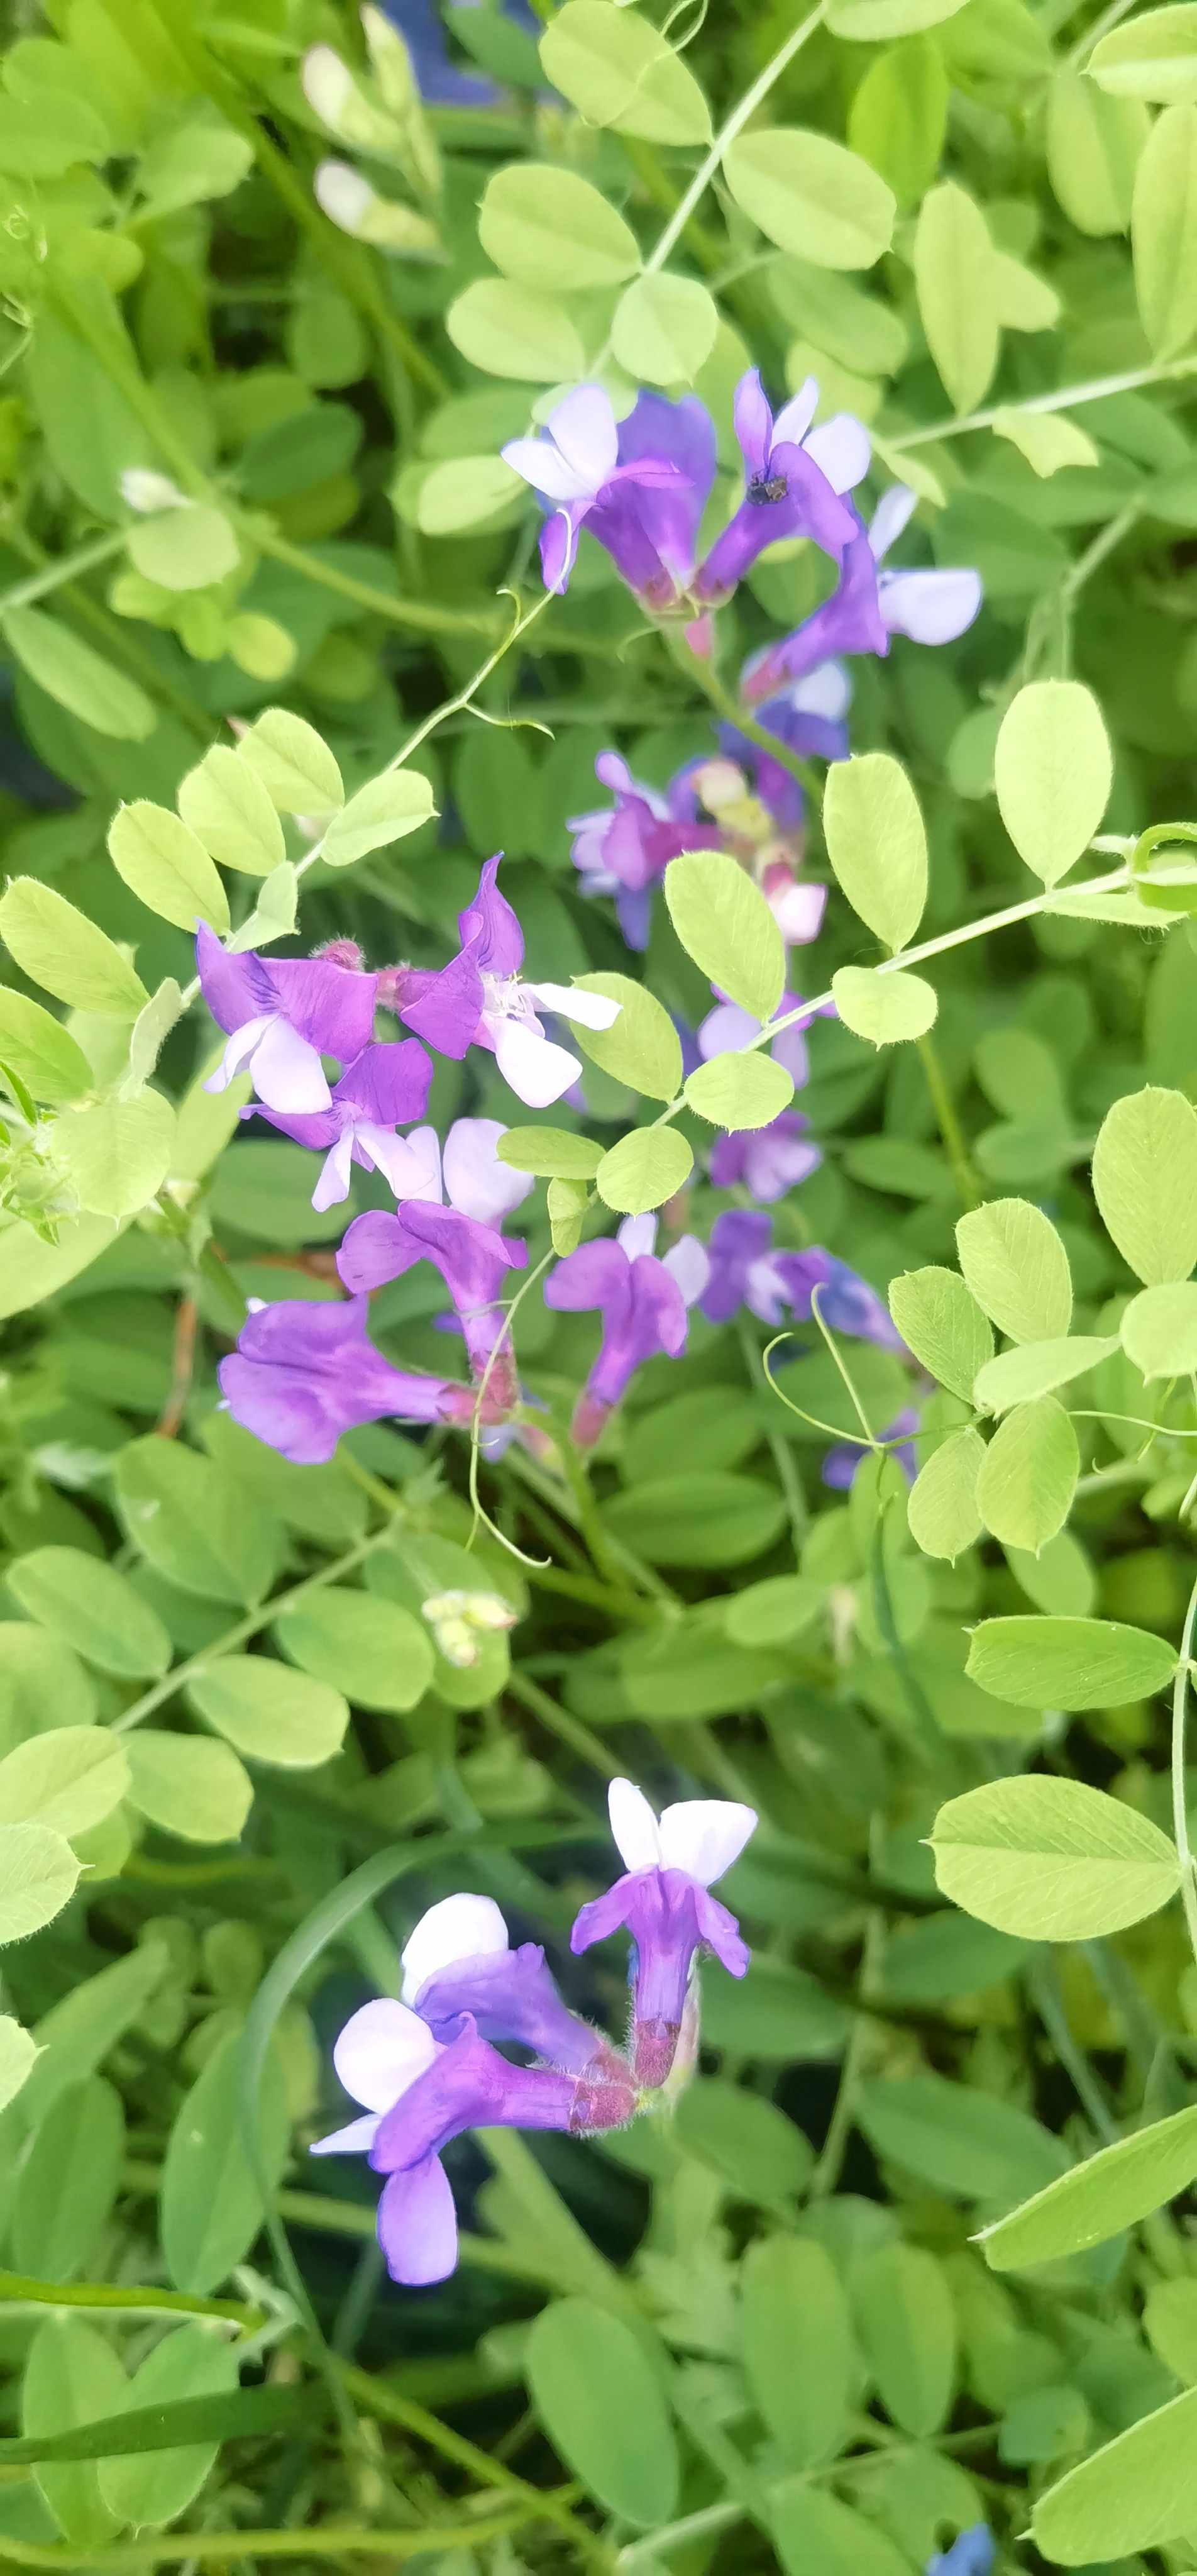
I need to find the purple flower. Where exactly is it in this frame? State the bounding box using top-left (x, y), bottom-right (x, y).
top-left (699, 1213), bottom-right (905, 1351)
top-left (501, 384), bottom-right (698, 599)
top-left (927, 2530), bottom-right (995, 2576)
top-left (544, 1214), bottom-right (709, 1448)
top-left (569, 751), bottom-right (722, 952)
top-left (338, 1196), bottom-right (526, 1395)
top-left (719, 658), bottom-right (853, 837)
top-left (196, 924), bottom-right (377, 1116)
top-left (744, 487), bottom-right (982, 704)
top-left (312, 1990), bottom-right (634, 2285)
top-left (692, 372), bottom-right (864, 607)
top-left (400, 1892), bottom-right (626, 2080)
top-left (245, 1038), bottom-right (433, 1211)
top-left (822, 1404), bottom-right (918, 1488)
top-left (709, 1109), bottom-right (821, 1202)
top-left (392, 857), bottom-right (619, 1108)
top-left (218, 1296), bottom-right (475, 1465)
top-left (571, 1779), bottom-right (757, 2088)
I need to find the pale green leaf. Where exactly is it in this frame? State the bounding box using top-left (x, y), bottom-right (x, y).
top-left (611, 272), bottom-right (719, 385)
top-left (323, 769), bottom-right (436, 867)
top-left (907, 1426), bottom-right (986, 1559)
top-left (824, 752), bottom-right (927, 951)
top-left (956, 1197), bottom-right (1073, 1341)
top-left (1034, 2382), bottom-right (1197, 2561)
top-left (22, 2316), bottom-right (126, 2550)
top-left (1092, 4), bottom-right (1197, 104)
top-left (991, 408), bottom-right (1101, 474)
top-left (994, 680), bottom-right (1112, 886)
top-left (237, 708), bottom-right (344, 816)
top-left (108, 801), bottom-right (229, 935)
top-left (1121, 1279), bottom-right (1197, 1375)
top-left (6, 1547), bottom-right (171, 1680)
top-left (932, 1773), bottom-right (1181, 1939)
top-left (857, 2070), bottom-right (1069, 2201)
top-left (975, 1396), bottom-right (1078, 1550)
top-left (742, 2238), bottom-right (853, 2465)
top-left (1091, 1085), bottom-right (1197, 1284)
top-left (2, 606), bottom-right (155, 741)
top-left (126, 505), bottom-right (240, 593)
top-left (1047, 69), bottom-right (1149, 231)
top-left (993, 251), bottom-right (1060, 330)
top-left (571, 972), bottom-right (682, 1101)
top-left (829, 0), bottom-right (968, 33)
top-left (1132, 103), bottom-right (1197, 354)
top-left (0, 1822), bottom-right (80, 1945)
top-left (539, 2), bottom-right (712, 142)
top-left (595, 1128), bottom-right (693, 1214)
top-left (97, 2323), bottom-right (238, 2531)
top-left (12, 2074), bottom-right (123, 2282)
top-left (0, 991), bottom-right (91, 1106)
top-left (161, 2029), bottom-right (289, 2296)
top-left (888, 1265), bottom-right (995, 1398)
top-left (187, 1655), bottom-right (349, 1767)
top-left (913, 182), bottom-right (999, 411)
top-left (724, 129), bottom-right (895, 268)
top-left (974, 1335), bottom-right (1119, 1412)
top-left (275, 1588), bottom-right (435, 1713)
top-left (0, 880), bottom-right (148, 1019)
top-left (683, 1052), bottom-right (795, 1130)
top-left (497, 1127), bottom-right (603, 1178)
top-left (965, 1614), bottom-right (1178, 1708)
top-left (853, 2242), bottom-right (956, 2436)
top-left (665, 850), bottom-right (785, 1020)
top-left (0, 1728), bottom-right (128, 1840)
top-left (51, 1090), bottom-right (175, 1220)
top-left (123, 1731), bottom-right (253, 1845)
top-left (0, 2016), bottom-right (38, 2116)
top-left (446, 280), bottom-right (587, 382)
top-left (982, 2102), bottom-right (1197, 2269)
top-left (478, 163), bottom-right (642, 288)
top-left (830, 966), bottom-right (938, 1045)
top-left (177, 744), bottom-right (287, 879)
top-left (526, 2299), bottom-right (678, 2528)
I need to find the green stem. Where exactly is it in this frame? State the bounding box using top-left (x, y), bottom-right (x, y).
top-left (110, 1521), bottom-right (397, 1735)
top-left (506, 1666), bottom-right (631, 1783)
top-left (251, 525), bottom-right (502, 642)
top-left (0, 2273), bottom-right (260, 2327)
top-left (807, 1990), bottom-right (871, 2197)
top-left (616, 2502), bottom-right (744, 2570)
top-left (0, 530), bottom-right (126, 612)
top-left (644, 1), bottom-right (830, 277)
top-left (2, 527), bottom-right (213, 741)
top-left (0, 2512), bottom-right (538, 2568)
top-left (681, 636), bottom-right (818, 798)
top-left (915, 1031), bottom-right (980, 1208)
top-left (890, 355), bottom-right (1197, 452)
top-left (737, 1315), bottom-right (808, 1546)
top-left (1171, 1567), bottom-right (1197, 1969)
top-left (341, 2365), bottom-right (614, 2572)
top-left (1031, 1952), bottom-right (1118, 2144)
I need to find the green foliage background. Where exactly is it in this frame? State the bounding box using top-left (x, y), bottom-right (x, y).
top-left (3, 0), bottom-right (1197, 2567)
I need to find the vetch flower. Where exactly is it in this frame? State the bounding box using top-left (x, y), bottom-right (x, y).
top-left (692, 371), bottom-right (864, 606)
top-left (709, 1108), bottom-right (821, 1202)
top-left (392, 856), bottom-right (620, 1108)
top-left (744, 486), bottom-right (982, 704)
top-left (245, 1038), bottom-right (433, 1211)
top-left (400, 1892), bottom-right (627, 2079)
top-left (338, 1196), bottom-right (527, 1401)
top-left (718, 658), bottom-right (853, 836)
top-left (569, 750), bottom-right (722, 952)
top-left (571, 1779), bottom-right (758, 2087)
top-left (544, 1215), bottom-right (709, 1448)
top-left (502, 383), bottom-right (703, 600)
top-left (312, 1987), bottom-right (634, 2285)
top-left (196, 923), bottom-right (377, 1116)
top-left (699, 1211), bottom-right (904, 1350)
top-left (218, 1296), bottom-right (478, 1465)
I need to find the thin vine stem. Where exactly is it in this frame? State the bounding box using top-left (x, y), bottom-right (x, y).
top-left (889, 354), bottom-right (1197, 452)
top-left (644, 0), bottom-right (830, 278)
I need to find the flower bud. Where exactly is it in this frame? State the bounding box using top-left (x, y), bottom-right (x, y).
top-left (361, 4), bottom-right (416, 116)
top-left (422, 1589), bottom-right (518, 1667)
top-left (302, 43), bottom-right (407, 156)
top-left (121, 469), bottom-right (189, 514)
top-left (314, 161), bottom-right (439, 256)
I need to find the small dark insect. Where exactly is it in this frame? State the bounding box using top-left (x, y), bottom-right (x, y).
top-left (747, 472), bottom-right (788, 504)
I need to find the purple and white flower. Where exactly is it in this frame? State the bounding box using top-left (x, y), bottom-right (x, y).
top-left (400, 1892), bottom-right (626, 2079)
top-left (744, 486), bottom-right (982, 704)
top-left (218, 1295), bottom-right (478, 1465)
top-left (392, 857), bottom-right (619, 1108)
top-left (699, 1211), bottom-right (904, 1351)
top-left (709, 1109), bottom-right (821, 1203)
top-left (571, 1779), bottom-right (758, 2087)
top-left (544, 1215), bottom-right (709, 1448)
top-left (245, 1038), bottom-right (433, 1211)
top-left (692, 371), bottom-right (864, 608)
top-left (338, 1193), bottom-right (526, 1397)
top-left (569, 750), bottom-right (722, 951)
top-left (197, 924), bottom-right (378, 1116)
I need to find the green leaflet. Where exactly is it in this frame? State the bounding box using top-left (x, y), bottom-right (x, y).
top-left (931, 1774), bottom-right (1181, 1938)
top-left (981, 2103), bottom-right (1197, 2267)
top-left (526, 2300), bottom-right (678, 2528)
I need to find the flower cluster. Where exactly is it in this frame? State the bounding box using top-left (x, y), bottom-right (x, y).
top-left (312, 1781), bottom-right (758, 2282)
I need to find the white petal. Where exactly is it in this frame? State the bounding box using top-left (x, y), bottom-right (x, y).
top-left (311, 1126), bottom-right (355, 1212)
top-left (494, 1016), bottom-right (582, 1108)
top-left (302, 43), bottom-right (353, 124)
top-left (608, 1777), bottom-right (663, 1874)
top-left (310, 2112), bottom-right (380, 2156)
top-left (773, 377), bottom-right (819, 448)
top-left (803, 413), bottom-right (871, 494)
top-left (500, 435), bottom-right (595, 504)
top-left (204, 1013), bottom-right (275, 1094)
top-left (698, 1001), bottom-right (759, 1059)
top-left (785, 657), bottom-right (852, 721)
top-left (880, 566), bottom-right (982, 645)
top-left (314, 160), bottom-right (375, 236)
top-left (547, 383), bottom-right (619, 489)
top-left (250, 1016), bottom-right (331, 1114)
top-left (663, 1234), bottom-right (710, 1306)
top-left (617, 1214), bottom-right (658, 1260)
top-left (362, 1121), bottom-right (443, 1203)
top-left (868, 484), bottom-right (918, 562)
top-left (657, 1797), bottom-right (758, 1887)
top-left (443, 1116), bottom-right (533, 1225)
top-left (333, 1998), bottom-right (438, 2112)
top-left (529, 980), bottom-right (621, 1031)
top-left (400, 1892), bottom-right (509, 2004)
